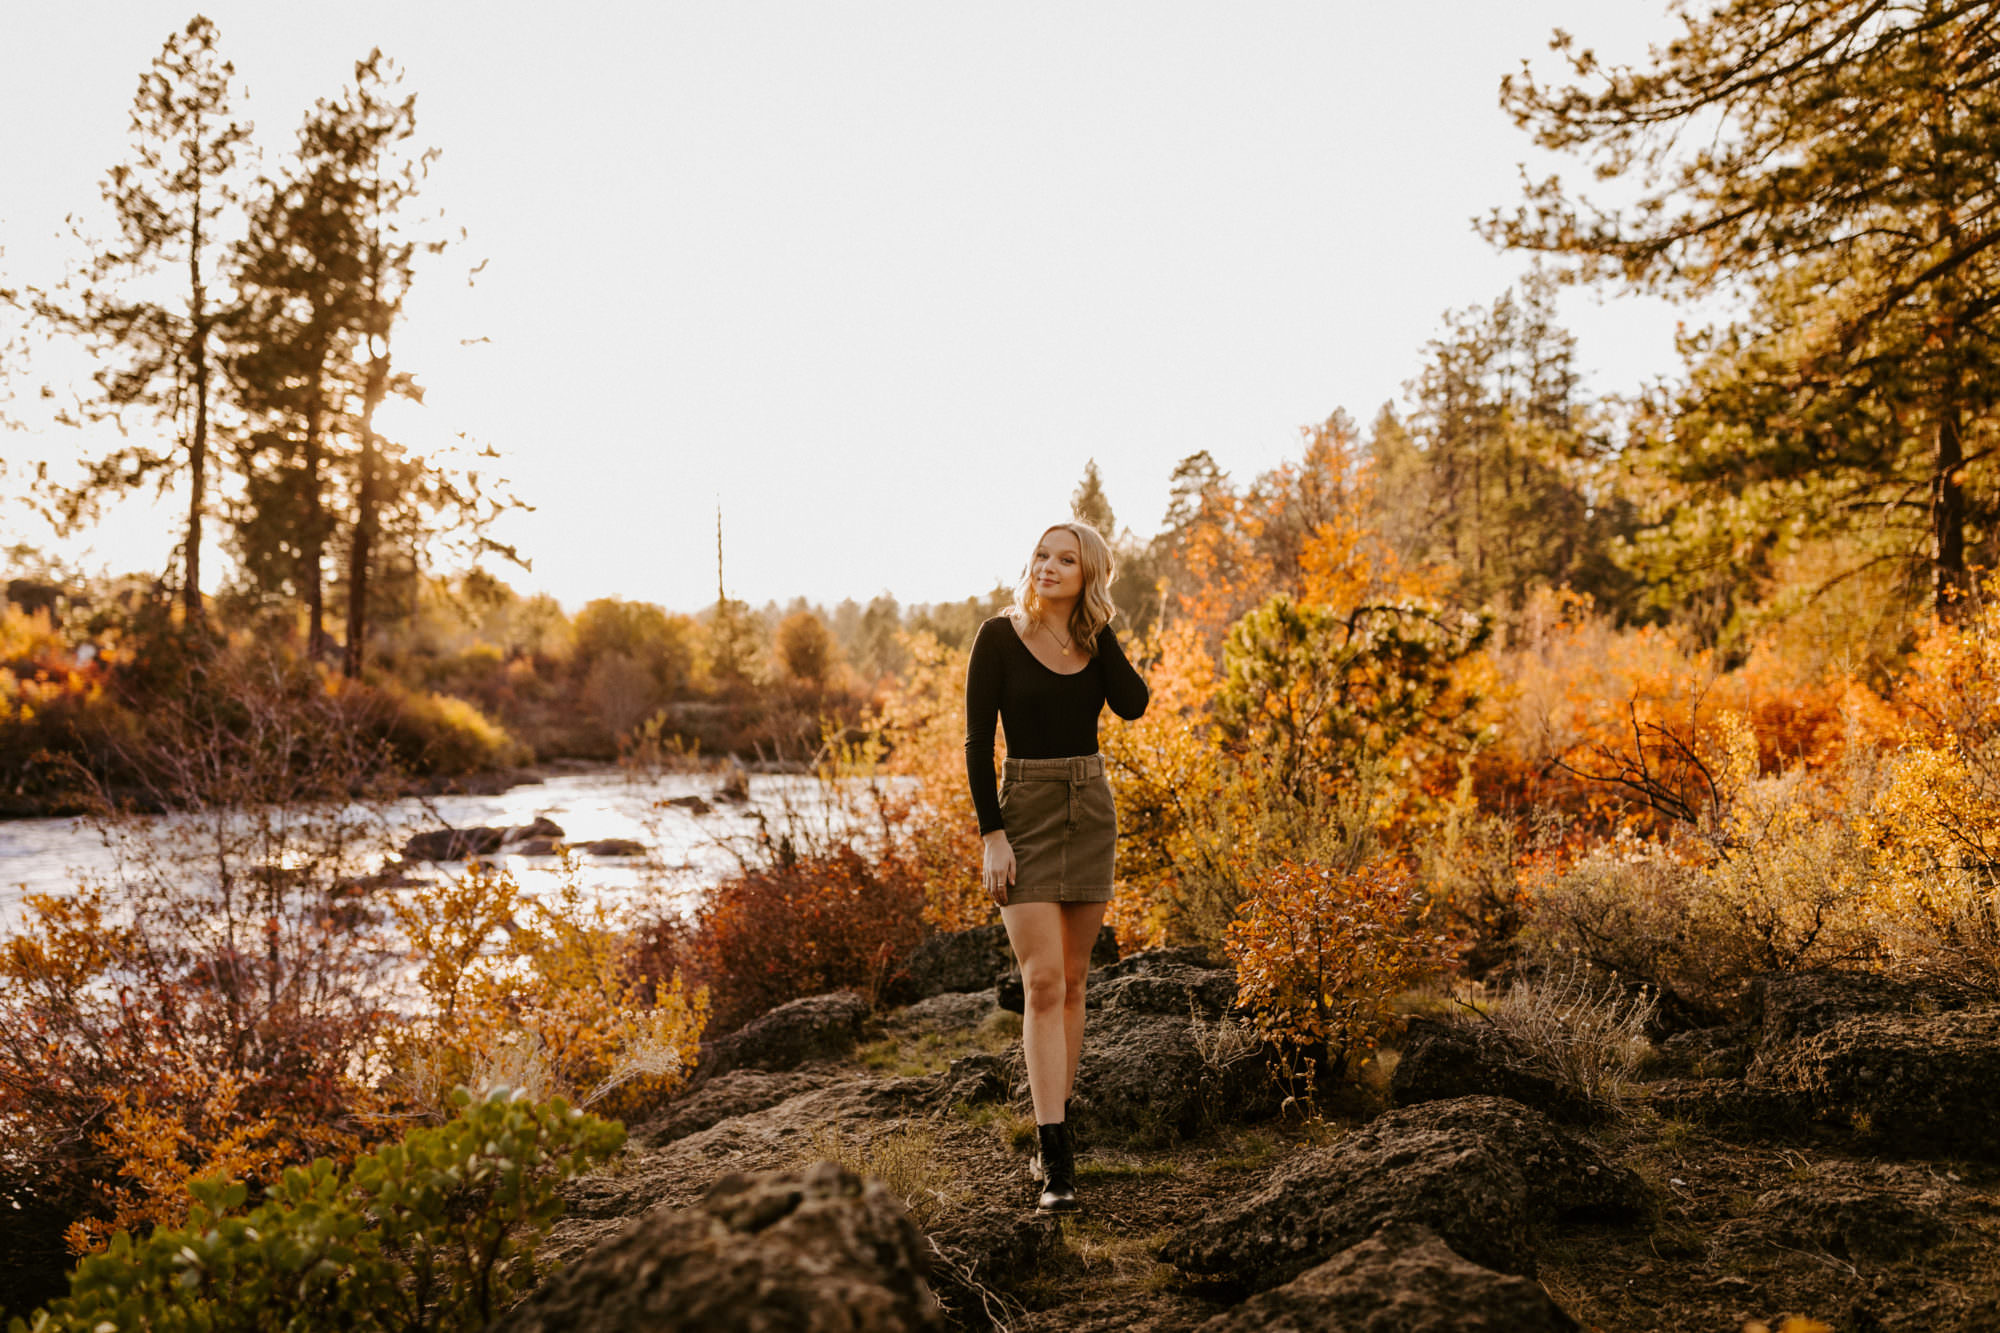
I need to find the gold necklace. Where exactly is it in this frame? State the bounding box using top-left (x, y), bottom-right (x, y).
top-left (1037, 617), bottom-right (1074, 656)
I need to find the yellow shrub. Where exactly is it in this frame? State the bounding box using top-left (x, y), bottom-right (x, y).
top-left (64, 1068), bottom-right (286, 1256)
top-left (391, 860), bottom-right (708, 1120)
top-left (1698, 713), bottom-right (1877, 974)
top-left (868, 630), bottom-right (991, 931)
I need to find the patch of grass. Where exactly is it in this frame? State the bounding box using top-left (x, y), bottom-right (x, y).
top-left (1075, 1155), bottom-right (1181, 1180)
top-left (1656, 1117), bottom-right (1698, 1154)
top-left (980, 1008), bottom-right (1023, 1045)
top-left (861, 1005), bottom-right (1023, 1077)
top-left (854, 1033), bottom-right (948, 1077)
top-left (1208, 1126), bottom-right (1281, 1173)
top-left (1047, 1217), bottom-right (1178, 1292)
top-left (800, 1122), bottom-right (966, 1227)
top-left (1394, 977), bottom-right (1495, 1018)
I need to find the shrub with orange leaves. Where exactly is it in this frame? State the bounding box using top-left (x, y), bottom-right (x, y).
top-left (1225, 857), bottom-right (1447, 1077)
top-left (391, 861), bottom-right (708, 1122)
top-left (1098, 619), bottom-right (1224, 948)
top-left (61, 1067), bottom-right (289, 1256)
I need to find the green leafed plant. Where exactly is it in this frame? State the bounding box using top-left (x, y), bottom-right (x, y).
top-left (9, 1087), bottom-right (623, 1333)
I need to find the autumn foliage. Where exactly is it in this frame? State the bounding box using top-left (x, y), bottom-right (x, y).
top-left (631, 837), bottom-right (928, 1037)
top-left (1225, 858), bottom-right (1447, 1076)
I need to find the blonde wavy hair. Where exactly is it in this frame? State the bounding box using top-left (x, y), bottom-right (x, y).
top-left (1009, 521), bottom-right (1119, 657)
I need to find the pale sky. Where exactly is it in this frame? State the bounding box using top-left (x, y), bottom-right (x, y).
top-left (0, 1), bottom-right (1696, 614)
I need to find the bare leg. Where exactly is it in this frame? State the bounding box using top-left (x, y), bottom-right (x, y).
top-left (1058, 900), bottom-right (1109, 1104)
top-left (1000, 901), bottom-right (1068, 1123)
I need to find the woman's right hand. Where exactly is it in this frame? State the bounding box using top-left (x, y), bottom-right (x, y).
top-left (982, 831), bottom-right (1016, 907)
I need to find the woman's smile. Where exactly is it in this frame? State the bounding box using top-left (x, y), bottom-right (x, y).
top-left (1032, 528), bottom-right (1085, 600)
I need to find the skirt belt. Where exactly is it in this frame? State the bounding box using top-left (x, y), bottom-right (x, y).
top-left (1002, 754), bottom-right (1103, 832)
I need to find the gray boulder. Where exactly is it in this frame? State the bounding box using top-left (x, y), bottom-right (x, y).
top-left (694, 990), bottom-right (873, 1085)
top-left (1162, 1096), bottom-right (1646, 1296)
top-left (578, 838), bottom-right (647, 856)
top-left (1194, 1222), bottom-right (1582, 1332)
top-left (1739, 1182), bottom-right (1950, 1262)
top-left (1726, 969), bottom-right (2000, 1156)
top-left (1645, 1022), bottom-right (1755, 1080)
top-left (933, 1053), bottom-right (1012, 1109)
top-left (1068, 1006), bottom-right (1279, 1146)
top-left (1745, 969), bottom-right (1971, 1080)
top-left (1092, 961), bottom-right (1239, 1019)
top-left (631, 1067), bottom-right (844, 1148)
top-left (1092, 944), bottom-right (1221, 979)
top-left (493, 1162), bottom-right (945, 1333)
top-left (890, 989), bottom-right (1000, 1035)
top-left (503, 816), bottom-right (564, 843)
top-left (888, 923), bottom-right (1016, 1005)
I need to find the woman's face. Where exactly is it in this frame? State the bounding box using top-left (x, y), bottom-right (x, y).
top-left (1031, 527), bottom-right (1085, 604)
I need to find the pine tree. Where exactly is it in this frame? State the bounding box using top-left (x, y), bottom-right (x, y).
top-left (1489, 0), bottom-right (2000, 616)
top-left (230, 95), bottom-right (364, 654)
top-left (1071, 458), bottom-right (1117, 535)
top-left (37, 17), bottom-right (250, 626)
top-left (1398, 275), bottom-right (1637, 616)
top-left (332, 52), bottom-right (439, 678)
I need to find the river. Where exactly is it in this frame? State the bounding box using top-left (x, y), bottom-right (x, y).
top-left (0, 766), bottom-right (889, 936)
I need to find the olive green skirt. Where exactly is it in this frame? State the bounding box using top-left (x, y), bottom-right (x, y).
top-left (999, 754), bottom-right (1117, 904)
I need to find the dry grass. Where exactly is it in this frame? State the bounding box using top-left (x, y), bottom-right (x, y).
top-left (856, 1008), bottom-right (1020, 1078)
top-left (1481, 960), bottom-right (1658, 1111)
top-left (800, 1122), bottom-right (966, 1227)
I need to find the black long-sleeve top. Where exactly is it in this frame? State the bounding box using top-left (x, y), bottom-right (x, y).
top-left (964, 614), bottom-right (1150, 835)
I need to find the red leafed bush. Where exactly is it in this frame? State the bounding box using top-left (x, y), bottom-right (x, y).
top-left (631, 841), bottom-right (928, 1037)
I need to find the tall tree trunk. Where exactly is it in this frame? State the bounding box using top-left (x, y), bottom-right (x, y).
top-left (344, 352), bottom-right (387, 678)
top-left (1933, 400), bottom-right (1968, 619)
top-left (302, 402), bottom-right (326, 660)
top-left (300, 312), bottom-right (333, 662)
top-left (186, 333), bottom-right (208, 628)
top-left (184, 202), bottom-right (208, 629)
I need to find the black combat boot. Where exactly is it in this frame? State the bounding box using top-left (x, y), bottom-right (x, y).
top-left (1035, 1122), bottom-right (1079, 1213)
top-left (1030, 1099), bottom-right (1081, 1182)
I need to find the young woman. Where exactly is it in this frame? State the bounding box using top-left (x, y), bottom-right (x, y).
top-left (964, 520), bottom-right (1149, 1212)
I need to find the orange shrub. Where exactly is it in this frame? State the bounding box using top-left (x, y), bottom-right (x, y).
top-left (1225, 858), bottom-right (1448, 1075)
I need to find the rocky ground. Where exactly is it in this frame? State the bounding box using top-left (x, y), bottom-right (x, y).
top-left (503, 929), bottom-right (2000, 1332)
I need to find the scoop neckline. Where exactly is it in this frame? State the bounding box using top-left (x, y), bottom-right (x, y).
top-left (1005, 615), bottom-right (1091, 677)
